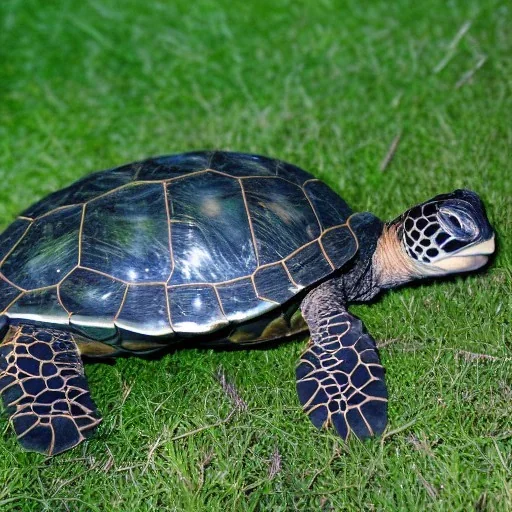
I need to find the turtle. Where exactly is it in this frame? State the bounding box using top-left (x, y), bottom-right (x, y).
top-left (0, 151), bottom-right (495, 455)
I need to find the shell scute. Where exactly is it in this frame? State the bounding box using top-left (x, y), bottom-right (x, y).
top-left (168, 285), bottom-right (227, 334)
top-left (285, 242), bottom-right (333, 287)
top-left (253, 263), bottom-right (301, 303)
top-left (320, 225), bottom-right (358, 268)
top-left (82, 183), bottom-right (171, 283)
top-left (1, 206), bottom-right (82, 290)
top-left (138, 152), bottom-right (212, 180)
top-left (216, 278), bottom-right (271, 322)
top-left (242, 177), bottom-right (321, 266)
top-left (209, 151), bottom-right (278, 177)
top-left (167, 172), bottom-right (257, 285)
top-left (304, 180), bottom-right (353, 229)
top-left (21, 164), bottom-right (137, 218)
top-left (276, 161), bottom-right (313, 186)
top-left (0, 218), bottom-right (32, 263)
top-left (0, 278), bottom-right (22, 312)
top-left (59, 268), bottom-right (126, 328)
top-left (7, 288), bottom-right (68, 325)
top-left (116, 285), bottom-right (172, 336)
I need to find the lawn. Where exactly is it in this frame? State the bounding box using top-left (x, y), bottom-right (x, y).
top-left (0, 0), bottom-right (511, 510)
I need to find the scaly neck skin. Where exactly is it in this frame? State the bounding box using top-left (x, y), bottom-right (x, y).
top-left (371, 223), bottom-right (422, 289)
top-left (302, 240), bottom-right (380, 319)
top-left (303, 219), bottom-right (422, 315)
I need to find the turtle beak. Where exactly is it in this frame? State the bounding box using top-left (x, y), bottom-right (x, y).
top-left (433, 234), bottom-right (495, 272)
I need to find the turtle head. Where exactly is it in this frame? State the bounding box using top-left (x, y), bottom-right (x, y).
top-left (374, 190), bottom-right (495, 288)
top-left (399, 190), bottom-right (494, 275)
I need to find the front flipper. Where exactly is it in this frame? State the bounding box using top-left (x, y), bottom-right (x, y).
top-left (0, 325), bottom-right (101, 455)
top-left (296, 311), bottom-right (387, 440)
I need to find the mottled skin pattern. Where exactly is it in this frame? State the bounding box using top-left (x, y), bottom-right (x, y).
top-left (297, 308), bottom-right (387, 439)
top-left (0, 152), bottom-right (495, 454)
top-left (0, 325), bottom-right (99, 455)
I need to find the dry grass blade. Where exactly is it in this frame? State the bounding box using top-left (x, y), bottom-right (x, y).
top-left (308, 446), bottom-right (341, 488)
top-left (377, 338), bottom-right (402, 349)
top-left (379, 131), bottom-right (402, 172)
top-left (142, 432), bottom-right (165, 475)
top-left (102, 445), bottom-right (115, 472)
top-left (170, 408), bottom-right (237, 442)
top-left (380, 418), bottom-right (417, 445)
top-left (475, 492), bottom-right (488, 512)
top-left (433, 20), bottom-right (472, 73)
top-left (197, 450), bottom-right (215, 492)
top-left (492, 439), bottom-right (511, 474)
top-left (168, 369), bottom-right (247, 444)
top-left (121, 382), bottom-right (133, 407)
top-left (268, 446), bottom-right (282, 479)
top-left (488, 431), bottom-right (512, 441)
top-left (449, 20), bottom-right (472, 49)
top-left (416, 472), bottom-right (439, 499)
top-left (455, 56), bottom-right (487, 89)
top-left (455, 350), bottom-right (503, 362)
top-left (216, 366), bottom-right (248, 411)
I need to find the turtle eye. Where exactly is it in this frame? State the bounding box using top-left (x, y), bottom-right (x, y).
top-left (438, 207), bottom-right (478, 241)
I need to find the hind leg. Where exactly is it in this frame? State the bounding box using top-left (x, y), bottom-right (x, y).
top-left (0, 324), bottom-right (101, 455)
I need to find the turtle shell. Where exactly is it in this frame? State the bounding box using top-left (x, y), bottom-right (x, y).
top-left (0, 152), bottom-right (360, 338)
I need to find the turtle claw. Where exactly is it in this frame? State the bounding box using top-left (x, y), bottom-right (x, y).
top-left (0, 325), bottom-right (101, 455)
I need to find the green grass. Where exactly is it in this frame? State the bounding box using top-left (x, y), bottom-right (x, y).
top-left (1, 0), bottom-right (511, 510)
